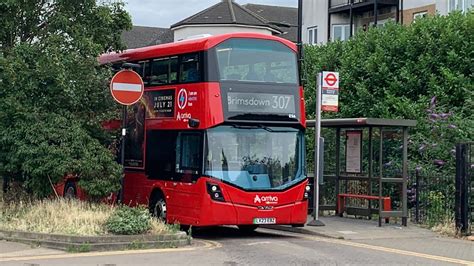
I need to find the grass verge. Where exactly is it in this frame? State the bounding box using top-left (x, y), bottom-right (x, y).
top-left (430, 218), bottom-right (459, 237)
top-left (0, 198), bottom-right (173, 236)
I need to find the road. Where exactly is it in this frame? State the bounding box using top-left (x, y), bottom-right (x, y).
top-left (1, 227), bottom-right (472, 266)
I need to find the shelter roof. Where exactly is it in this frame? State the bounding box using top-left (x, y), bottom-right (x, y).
top-left (307, 118), bottom-right (417, 128)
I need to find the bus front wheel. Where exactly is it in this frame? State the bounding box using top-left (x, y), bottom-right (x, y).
top-left (150, 191), bottom-right (167, 222)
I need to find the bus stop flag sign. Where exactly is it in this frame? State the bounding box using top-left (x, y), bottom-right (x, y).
top-left (321, 71), bottom-right (339, 112)
top-left (110, 70), bottom-right (144, 105)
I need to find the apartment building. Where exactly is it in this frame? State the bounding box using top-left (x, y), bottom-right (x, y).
top-left (302, 0), bottom-right (473, 45)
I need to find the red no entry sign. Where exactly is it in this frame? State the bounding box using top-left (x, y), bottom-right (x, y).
top-left (110, 70), bottom-right (144, 105)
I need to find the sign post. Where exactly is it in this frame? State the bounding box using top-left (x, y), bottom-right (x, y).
top-left (321, 71), bottom-right (340, 112)
top-left (110, 69), bottom-right (144, 203)
top-left (308, 71), bottom-right (339, 227)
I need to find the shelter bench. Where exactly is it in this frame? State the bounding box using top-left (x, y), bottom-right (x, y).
top-left (337, 193), bottom-right (392, 223)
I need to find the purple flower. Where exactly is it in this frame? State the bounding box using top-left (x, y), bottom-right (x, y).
top-left (426, 109), bottom-right (433, 113)
top-left (430, 113), bottom-right (440, 120)
top-left (448, 124), bottom-right (457, 129)
top-left (433, 159), bottom-right (445, 166)
top-left (439, 113), bottom-right (450, 119)
top-left (429, 118), bottom-right (436, 123)
top-left (430, 96), bottom-right (436, 108)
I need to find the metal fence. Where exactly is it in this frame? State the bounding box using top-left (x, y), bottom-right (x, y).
top-left (455, 142), bottom-right (473, 235)
top-left (329, 0), bottom-right (384, 8)
top-left (408, 171), bottom-right (455, 226)
top-left (408, 142), bottom-right (473, 235)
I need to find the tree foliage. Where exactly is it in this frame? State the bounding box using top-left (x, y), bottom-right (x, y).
top-left (304, 12), bottom-right (473, 179)
top-left (0, 0), bottom-right (132, 198)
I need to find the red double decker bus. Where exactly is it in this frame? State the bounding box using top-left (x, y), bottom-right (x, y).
top-left (99, 32), bottom-right (308, 230)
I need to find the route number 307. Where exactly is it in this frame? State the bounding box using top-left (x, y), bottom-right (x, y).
top-left (272, 95), bottom-right (291, 110)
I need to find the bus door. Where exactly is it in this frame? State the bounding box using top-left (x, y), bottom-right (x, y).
top-left (172, 131), bottom-right (203, 220)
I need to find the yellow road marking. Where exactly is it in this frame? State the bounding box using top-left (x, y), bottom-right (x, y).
top-left (200, 239), bottom-right (223, 249)
top-left (0, 240), bottom-right (219, 263)
top-left (2, 232), bottom-right (472, 265)
top-left (315, 237), bottom-right (474, 266)
top-left (262, 229), bottom-right (474, 266)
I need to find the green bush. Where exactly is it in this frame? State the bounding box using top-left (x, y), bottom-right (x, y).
top-left (303, 12), bottom-right (473, 226)
top-left (105, 205), bottom-right (151, 235)
top-left (0, 1), bottom-right (132, 199)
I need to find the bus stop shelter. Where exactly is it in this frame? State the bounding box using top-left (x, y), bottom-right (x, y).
top-left (307, 118), bottom-right (417, 226)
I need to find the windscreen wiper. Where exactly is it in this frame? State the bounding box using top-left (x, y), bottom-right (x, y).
top-left (231, 124), bottom-right (297, 133)
top-left (228, 113), bottom-right (298, 121)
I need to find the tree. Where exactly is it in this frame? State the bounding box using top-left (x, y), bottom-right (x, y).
top-left (303, 12), bottom-right (473, 221)
top-left (0, 0), bottom-right (132, 198)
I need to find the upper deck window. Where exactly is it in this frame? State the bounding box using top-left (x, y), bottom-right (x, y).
top-left (149, 57), bottom-right (178, 85)
top-left (180, 54), bottom-right (201, 83)
top-left (128, 53), bottom-right (201, 86)
top-left (215, 39), bottom-right (298, 84)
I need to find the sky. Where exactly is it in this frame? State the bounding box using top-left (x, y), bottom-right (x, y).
top-left (123, 0), bottom-right (297, 28)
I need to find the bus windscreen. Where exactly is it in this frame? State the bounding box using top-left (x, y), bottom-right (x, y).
top-left (205, 125), bottom-right (304, 190)
top-left (215, 39), bottom-right (298, 84)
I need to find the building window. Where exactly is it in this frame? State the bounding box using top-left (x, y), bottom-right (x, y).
top-left (413, 11), bottom-right (428, 20)
top-left (332, 24), bottom-right (350, 41)
top-left (449, 0), bottom-right (474, 12)
top-left (307, 27), bottom-right (317, 45)
top-left (369, 18), bottom-right (393, 27)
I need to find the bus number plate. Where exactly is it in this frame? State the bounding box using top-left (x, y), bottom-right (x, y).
top-left (253, 218), bottom-right (276, 224)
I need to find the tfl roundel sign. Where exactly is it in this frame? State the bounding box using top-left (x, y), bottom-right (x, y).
top-left (322, 71), bottom-right (339, 89)
top-left (110, 70), bottom-right (144, 105)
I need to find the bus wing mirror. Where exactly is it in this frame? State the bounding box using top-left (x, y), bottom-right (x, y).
top-left (188, 118), bottom-right (200, 128)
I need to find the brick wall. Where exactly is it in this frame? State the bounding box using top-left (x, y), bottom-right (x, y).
top-left (402, 4), bottom-right (436, 25)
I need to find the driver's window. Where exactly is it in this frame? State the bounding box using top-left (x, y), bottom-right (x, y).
top-left (176, 132), bottom-right (202, 174)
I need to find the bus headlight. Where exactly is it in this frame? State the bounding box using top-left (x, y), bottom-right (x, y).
top-left (304, 185), bottom-right (311, 200)
top-left (207, 182), bottom-right (225, 202)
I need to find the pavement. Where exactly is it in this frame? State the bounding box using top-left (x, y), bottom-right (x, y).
top-left (263, 215), bottom-right (474, 262)
top-left (263, 215), bottom-right (439, 240)
top-left (1, 227), bottom-right (473, 265)
top-left (0, 240), bottom-right (65, 259)
top-left (1, 216), bottom-right (473, 265)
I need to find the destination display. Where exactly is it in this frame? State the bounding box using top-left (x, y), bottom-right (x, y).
top-left (227, 92), bottom-right (296, 114)
top-left (144, 89), bottom-right (175, 118)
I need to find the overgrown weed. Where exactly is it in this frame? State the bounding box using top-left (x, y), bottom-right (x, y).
top-left (0, 199), bottom-right (173, 236)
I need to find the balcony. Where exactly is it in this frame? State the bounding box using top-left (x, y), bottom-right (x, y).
top-left (329, 0), bottom-right (399, 14)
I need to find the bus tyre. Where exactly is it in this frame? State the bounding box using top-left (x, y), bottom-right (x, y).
top-left (291, 224), bottom-right (305, 228)
top-left (150, 192), bottom-right (167, 222)
top-left (238, 225), bottom-right (258, 233)
top-left (180, 225), bottom-right (191, 233)
top-left (64, 182), bottom-right (76, 199)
